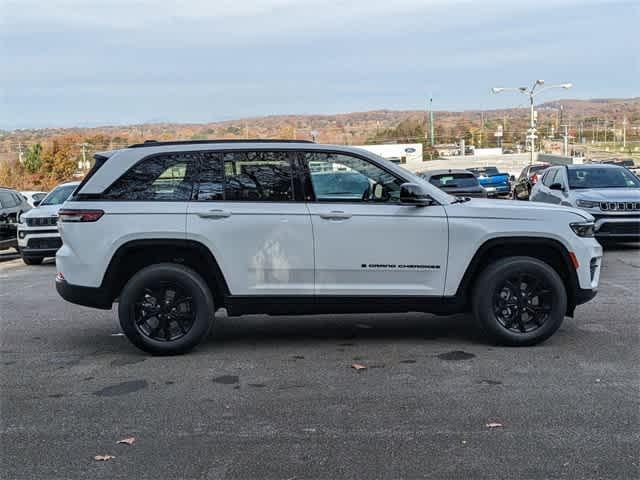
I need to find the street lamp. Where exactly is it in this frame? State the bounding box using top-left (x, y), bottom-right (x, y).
top-left (492, 80), bottom-right (573, 163)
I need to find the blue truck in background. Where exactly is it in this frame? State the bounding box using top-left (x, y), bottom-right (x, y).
top-left (467, 166), bottom-right (512, 197)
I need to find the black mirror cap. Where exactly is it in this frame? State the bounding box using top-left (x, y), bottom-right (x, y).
top-left (400, 183), bottom-right (435, 206)
top-left (550, 183), bottom-right (564, 191)
top-left (509, 175), bottom-right (516, 182)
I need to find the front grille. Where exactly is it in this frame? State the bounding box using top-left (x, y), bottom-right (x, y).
top-left (600, 201), bottom-right (640, 211)
top-left (26, 216), bottom-right (58, 227)
top-left (597, 223), bottom-right (640, 235)
top-left (26, 237), bottom-right (62, 250)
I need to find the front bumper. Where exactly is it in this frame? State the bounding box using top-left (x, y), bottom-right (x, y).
top-left (593, 217), bottom-right (640, 239)
top-left (17, 228), bottom-right (62, 257)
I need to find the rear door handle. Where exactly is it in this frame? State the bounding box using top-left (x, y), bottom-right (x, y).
top-left (197, 209), bottom-right (232, 219)
top-left (319, 211), bottom-right (352, 220)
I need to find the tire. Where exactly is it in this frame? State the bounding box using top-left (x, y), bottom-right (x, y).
top-left (23, 256), bottom-right (44, 265)
top-left (118, 263), bottom-right (215, 355)
top-left (472, 256), bottom-right (567, 346)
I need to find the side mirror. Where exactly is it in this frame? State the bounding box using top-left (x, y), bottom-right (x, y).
top-left (550, 183), bottom-right (564, 191)
top-left (509, 175), bottom-right (516, 182)
top-left (400, 183), bottom-right (435, 206)
top-left (33, 200), bottom-right (42, 207)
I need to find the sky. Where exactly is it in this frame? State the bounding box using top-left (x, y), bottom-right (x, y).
top-left (1, 0), bottom-right (638, 129)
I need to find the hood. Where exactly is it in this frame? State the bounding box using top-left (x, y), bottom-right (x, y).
top-left (446, 198), bottom-right (593, 221)
top-left (21, 204), bottom-right (63, 219)
top-left (572, 188), bottom-right (640, 202)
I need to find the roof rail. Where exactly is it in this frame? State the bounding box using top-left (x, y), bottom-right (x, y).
top-left (127, 139), bottom-right (314, 148)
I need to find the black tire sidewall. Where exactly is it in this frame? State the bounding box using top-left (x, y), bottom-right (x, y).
top-left (23, 256), bottom-right (43, 265)
top-left (473, 257), bottom-right (567, 346)
top-left (118, 263), bottom-right (214, 355)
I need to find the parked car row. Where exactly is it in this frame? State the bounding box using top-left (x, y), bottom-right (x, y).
top-left (417, 161), bottom-right (639, 242)
top-left (0, 183), bottom-right (79, 264)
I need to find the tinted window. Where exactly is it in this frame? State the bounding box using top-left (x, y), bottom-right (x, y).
top-left (429, 173), bottom-right (478, 188)
top-left (33, 193), bottom-right (47, 203)
top-left (0, 191), bottom-right (17, 208)
top-left (223, 151), bottom-right (293, 201)
top-left (40, 184), bottom-right (77, 206)
top-left (306, 152), bottom-right (404, 202)
top-left (567, 167), bottom-right (640, 189)
top-left (105, 153), bottom-right (197, 201)
top-left (196, 152), bottom-right (224, 201)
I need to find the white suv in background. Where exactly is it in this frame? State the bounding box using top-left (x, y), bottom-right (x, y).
top-left (55, 140), bottom-right (602, 355)
top-left (18, 182), bottom-right (79, 265)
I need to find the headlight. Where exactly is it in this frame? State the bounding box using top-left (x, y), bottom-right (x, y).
top-left (570, 221), bottom-right (595, 237)
top-left (576, 199), bottom-right (600, 209)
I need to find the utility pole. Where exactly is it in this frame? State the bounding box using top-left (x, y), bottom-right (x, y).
top-left (561, 125), bottom-right (569, 157)
top-left (622, 116), bottom-right (627, 149)
top-left (18, 142), bottom-right (24, 164)
top-left (244, 121), bottom-right (249, 139)
top-left (429, 95), bottom-right (435, 146)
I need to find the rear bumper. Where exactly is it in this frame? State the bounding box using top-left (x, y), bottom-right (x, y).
top-left (55, 278), bottom-right (112, 310)
top-left (574, 288), bottom-right (597, 306)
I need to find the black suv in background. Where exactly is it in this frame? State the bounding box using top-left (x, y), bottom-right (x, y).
top-left (0, 187), bottom-right (32, 252)
top-left (512, 163), bottom-right (551, 200)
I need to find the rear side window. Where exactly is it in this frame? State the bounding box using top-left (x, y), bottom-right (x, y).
top-left (197, 151), bottom-right (294, 202)
top-left (542, 169), bottom-right (558, 186)
top-left (105, 153), bottom-right (197, 201)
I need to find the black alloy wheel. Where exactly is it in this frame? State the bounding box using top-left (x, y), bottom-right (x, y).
top-left (493, 273), bottom-right (552, 333)
top-left (134, 283), bottom-right (195, 342)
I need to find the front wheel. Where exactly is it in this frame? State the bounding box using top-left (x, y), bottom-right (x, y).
top-left (118, 263), bottom-right (215, 355)
top-left (23, 256), bottom-right (44, 265)
top-left (472, 256), bottom-right (567, 346)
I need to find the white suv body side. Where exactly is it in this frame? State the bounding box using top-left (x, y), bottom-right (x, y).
top-left (55, 141), bottom-right (602, 353)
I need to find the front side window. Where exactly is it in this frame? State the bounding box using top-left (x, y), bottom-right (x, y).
top-left (196, 151), bottom-right (294, 202)
top-left (105, 153), bottom-right (197, 201)
top-left (305, 152), bottom-right (404, 202)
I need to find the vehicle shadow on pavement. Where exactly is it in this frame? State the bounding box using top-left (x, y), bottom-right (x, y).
top-left (205, 312), bottom-right (483, 348)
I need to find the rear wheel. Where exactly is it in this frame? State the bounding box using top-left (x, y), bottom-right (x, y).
top-left (23, 256), bottom-right (43, 265)
top-left (472, 256), bottom-right (567, 346)
top-left (118, 263), bottom-right (214, 355)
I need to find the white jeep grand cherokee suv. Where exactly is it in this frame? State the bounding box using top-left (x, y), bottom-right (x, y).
top-left (55, 140), bottom-right (602, 354)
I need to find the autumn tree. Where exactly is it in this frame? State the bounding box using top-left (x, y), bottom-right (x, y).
top-left (23, 143), bottom-right (43, 173)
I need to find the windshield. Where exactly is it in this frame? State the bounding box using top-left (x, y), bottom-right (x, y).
top-left (40, 184), bottom-right (77, 206)
top-left (568, 167), bottom-right (640, 189)
top-left (429, 173), bottom-right (479, 188)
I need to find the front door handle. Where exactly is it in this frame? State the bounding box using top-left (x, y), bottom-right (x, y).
top-left (197, 209), bottom-right (232, 219)
top-left (319, 211), bottom-right (352, 220)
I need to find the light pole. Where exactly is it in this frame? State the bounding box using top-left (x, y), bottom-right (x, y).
top-left (491, 80), bottom-right (573, 164)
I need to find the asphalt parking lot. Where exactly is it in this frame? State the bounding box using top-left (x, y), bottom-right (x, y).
top-left (1, 245), bottom-right (639, 480)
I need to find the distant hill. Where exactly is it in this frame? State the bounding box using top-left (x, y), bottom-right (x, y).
top-left (2, 97), bottom-right (638, 155)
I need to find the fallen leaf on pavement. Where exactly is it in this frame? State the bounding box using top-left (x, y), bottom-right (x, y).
top-left (351, 363), bottom-right (367, 371)
top-left (117, 437), bottom-right (135, 445)
top-left (94, 455), bottom-right (115, 461)
top-left (485, 422), bottom-right (503, 428)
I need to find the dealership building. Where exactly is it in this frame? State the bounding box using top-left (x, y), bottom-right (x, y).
top-left (355, 143), bottom-right (424, 172)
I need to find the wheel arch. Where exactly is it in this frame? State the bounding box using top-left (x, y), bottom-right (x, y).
top-left (100, 239), bottom-right (230, 308)
top-left (455, 236), bottom-right (580, 316)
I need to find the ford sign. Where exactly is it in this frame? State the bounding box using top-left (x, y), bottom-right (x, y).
top-left (404, 147), bottom-right (416, 153)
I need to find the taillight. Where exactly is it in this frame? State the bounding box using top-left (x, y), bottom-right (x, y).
top-left (531, 173), bottom-right (538, 184)
top-left (58, 209), bottom-right (104, 222)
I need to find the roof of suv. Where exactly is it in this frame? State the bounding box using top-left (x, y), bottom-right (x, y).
top-left (127, 139), bottom-right (314, 148)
